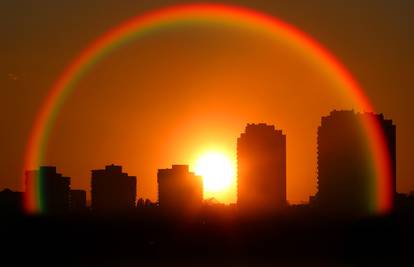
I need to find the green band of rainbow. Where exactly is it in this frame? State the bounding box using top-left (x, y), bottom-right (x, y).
top-left (23, 3), bottom-right (393, 214)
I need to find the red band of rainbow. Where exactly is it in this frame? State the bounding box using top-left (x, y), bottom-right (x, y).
top-left (22, 3), bottom-right (393, 214)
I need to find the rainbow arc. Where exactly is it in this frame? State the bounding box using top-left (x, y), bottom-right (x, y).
top-left (23, 4), bottom-right (393, 214)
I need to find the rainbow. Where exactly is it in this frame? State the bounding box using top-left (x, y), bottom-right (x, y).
top-left (23, 3), bottom-right (393, 214)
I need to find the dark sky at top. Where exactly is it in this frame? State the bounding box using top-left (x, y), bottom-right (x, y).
top-left (0, 0), bottom-right (413, 201)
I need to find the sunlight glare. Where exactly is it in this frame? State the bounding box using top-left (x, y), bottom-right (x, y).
top-left (194, 152), bottom-right (236, 194)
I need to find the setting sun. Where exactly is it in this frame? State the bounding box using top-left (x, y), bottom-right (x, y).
top-left (194, 152), bottom-right (236, 197)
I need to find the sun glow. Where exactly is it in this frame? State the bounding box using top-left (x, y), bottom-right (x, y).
top-left (194, 152), bottom-right (236, 196)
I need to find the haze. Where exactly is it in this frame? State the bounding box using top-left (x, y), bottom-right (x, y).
top-left (1, 1), bottom-right (412, 204)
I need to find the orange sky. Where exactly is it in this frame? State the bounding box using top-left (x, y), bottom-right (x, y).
top-left (40, 24), bottom-right (360, 204)
top-left (1, 1), bottom-right (413, 204)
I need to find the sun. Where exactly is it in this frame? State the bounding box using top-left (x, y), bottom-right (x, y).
top-left (194, 151), bottom-right (236, 195)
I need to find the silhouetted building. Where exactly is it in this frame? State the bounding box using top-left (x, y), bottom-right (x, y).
top-left (91, 164), bottom-right (136, 213)
top-left (157, 165), bottom-right (203, 214)
top-left (237, 123), bottom-right (287, 213)
top-left (25, 166), bottom-right (70, 213)
top-left (70, 189), bottom-right (87, 211)
top-left (0, 189), bottom-right (23, 213)
top-left (315, 110), bottom-right (396, 215)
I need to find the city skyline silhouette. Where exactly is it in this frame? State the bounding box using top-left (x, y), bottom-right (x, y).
top-left (0, 111), bottom-right (410, 266)
top-left (1, 2), bottom-right (413, 207)
top-left (0, 1), bottom-right (413, 266)
top-left (2, 111), bottom-right (397, 217)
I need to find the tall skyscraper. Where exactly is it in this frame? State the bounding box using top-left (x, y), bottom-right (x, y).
top-left (91, 164), bottom-right (136, 213)
top-left (25, 166), bottom-right (70, 213)
top-left (157, 165), bottom-right (203, 214)
top-left (315, 110), bottom-right (396, 215)
top-left (237, 123), bottom-right (287, 213)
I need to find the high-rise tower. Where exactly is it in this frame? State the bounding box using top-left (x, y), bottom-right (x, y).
top-left (157, 165), bottom-right (203, 214)
top-left (91, 164), bottom-right (136, 213)
top-left (315, 110), bottom-right (396, 214)
top-left (237, 123), bottom-right (287, 213)
top-left (25, 166), bottom-right (70, 213)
